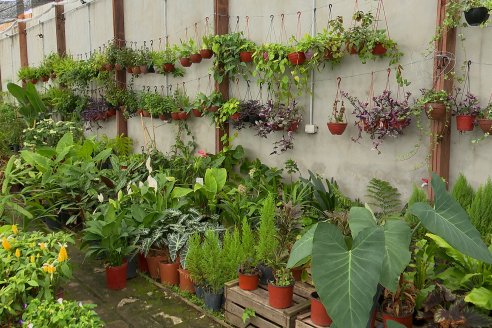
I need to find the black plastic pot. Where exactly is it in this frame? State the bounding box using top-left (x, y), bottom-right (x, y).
top-left (258, 264), bottom-right (274, 285)
top-left (43, 217), bottom-right (63, 231)
top-left (203, 289), bottom-right (224, 312)
top-left (464, 7), bottom-right (490, 26)
top-left (126, 255), bottom-right (138, 279)
top-left (147, 65), bottom-right (155, 73)
top-left (195, 285), bottom-right (204, 299)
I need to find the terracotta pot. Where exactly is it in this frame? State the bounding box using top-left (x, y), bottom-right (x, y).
top-left (327, 122), bottom-right (348, 135)
top-left (146, 255), bottom-right (166, 279)
top-left (310, 293), bottom-right (332, 327)
top-left (159, 114), bottom-right (170, 121)
top-left (382, 311), bottom-right (413, 328)
top-left (178, 111), bottom-right (189, 120)
top-left (392, 119), bottom-right (410, 130)
top-left (346, 42), bottom-right (359, 55)
top-left (131, 66), bottom-right (141, 75)
top-left (106, 262), bottom-right (128, 290)
top-left (126, 67), bottom-right (132, 73)
top-left (478, 118), bottom-right (492, 133)
top-left (138, 253), bottom-right (149, 273)
top-left (287, 121), bottom-right (300, 132)
top-left (238, 272), bottom-right (259, 291)
top-left (159, 261), bottom-right (180, 286)
top-left (140, 65), bottom-right (148, 74)
top-left (424, 102), bottom-right (447, 120)
top-left (31, 79), bottom-right (39, 84)
top-left (456, 115), bottom-right (474, 132)
top-left (178, 269), bottom-right (195, 293)
top-left (291, 267), bottom-right (302, 281)
top-left (106, 108), bottom-right (117, 118)
top-left (268, 283), bottom-right (294, 309)
top-left (104, 63), bottom-right (113, 71)
top-left (230, 113), bottom-right (241, 121)
top-left (142, 110), bottom-right (151, 118)
top-left (180, 57), bottom-right (192, 67)
top-left (171, 112), bottom-right (181, 120)
top-left (190, 53), bottom-right (203, 63)
top-left (200, 49), bottom-right (214, 59)
top-left (239, 51), bottom-right (254, 63)
top-left (287, 52), bottom-right (306, 65)
top-left (192, 109), bottom-right (202, 117)
top-left (163, 63), bottom-right (175, 72)
top-left (208, 105), bottom-right (219, 113)
top-left (372, 43), bottom-right (388, 56)
top-left (114, 63), bottom-right (122, 71)
top-left (41, 76), bottom-right (49, 82)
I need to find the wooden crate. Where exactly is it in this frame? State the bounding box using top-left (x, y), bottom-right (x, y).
top-left (224, 279), bottom-right (314, 328)
top-left (295, 312), bottom-right (326, 328)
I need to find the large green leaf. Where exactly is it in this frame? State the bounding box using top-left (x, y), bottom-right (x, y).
top-left (409, 173), bottom-right (492, 264)
top-left (312, 223), bottom-right (385, 328)
top-left (287, 223), bottom-right (317, 269)
top-left (348, 206), bottom-right (377, 239)
top-left (56, 133), bottom-right (74, 153)
top-left (465, 287), bottom-right (492, 310)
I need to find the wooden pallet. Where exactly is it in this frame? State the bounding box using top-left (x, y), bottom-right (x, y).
top-left (295, 312), bottom-right (327, 328)
top-left (224, 279), bottom-right (314, 328)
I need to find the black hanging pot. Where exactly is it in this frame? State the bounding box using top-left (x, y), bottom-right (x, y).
top-left (464, 7), bottom-right (490, 26)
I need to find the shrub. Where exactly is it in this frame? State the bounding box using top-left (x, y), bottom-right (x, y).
top-left (22, 119), bottom-right (83, 149)
top-left (468, 179), bottom-right (492, 238)
top-left (452, 173), bottom-right (475, 211)
top-left (185, 233), bottom-right (205, 286)
top-left (201, 230), bottom-right (226, 294)
top-left (222, 227), bottom-right (242, 282)
top-left (0, 103), bottom-right (25, 158)
top-left (255, 194), bottom-right (278, 266)
top-left (240, 217), bottom-right (256, 268)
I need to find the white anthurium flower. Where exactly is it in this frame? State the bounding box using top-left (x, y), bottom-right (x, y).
top-left (57, 298), bottom-right (63, 304)
top-left (127, 183), bottom-right (133, 195)
top-left (28, 324), bottom-right (33, 328)
top-left (147, 175), bottom-right (158, 191)
top-left (97, 193), bottom-right (104, 203)
top-left (138, 181), bottom-right (144, 188)
top-left (145, 157), bottom-right (153, 174)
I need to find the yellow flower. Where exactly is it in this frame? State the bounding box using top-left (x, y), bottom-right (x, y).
top-left (42, 263), bottom-right (56, 279)
top-left (2, 237), bottom-right (11, 250)
top-left (15, 249), bottom-right (21, 258)
top-left (11, 225), bottom-right (18, 234)
top-left (57, 244), bottom-right (68, 262)
top-left (38, 242), bottom-right (47, 250)
top-left (30, 255), bottom-right (35, 263)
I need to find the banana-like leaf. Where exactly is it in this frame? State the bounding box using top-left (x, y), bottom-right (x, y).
top-left (312, 223), bottom-right (385, 328)
top-left (409, 173), bottom-right (492, 264)
top-left (465, 287), bottom-right (492, 310)
top-left (349, 207), bottom-right (411, 292)
top-left (287, 223), bottom-right (317, 269)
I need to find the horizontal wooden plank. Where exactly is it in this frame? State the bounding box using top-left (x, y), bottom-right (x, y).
top-left (226, 310), bottom-right (256, 328)
top-left (293, 282), bottom-right (315, 300)
top-left (225, 301), bottom-right (281, 328)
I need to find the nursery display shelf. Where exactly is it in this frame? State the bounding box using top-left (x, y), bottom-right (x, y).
top-left (139, 273), bottom-right (233, 328)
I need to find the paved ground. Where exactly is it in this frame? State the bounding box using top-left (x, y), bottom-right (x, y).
top-left (64, 247), bottom-right (222, 328)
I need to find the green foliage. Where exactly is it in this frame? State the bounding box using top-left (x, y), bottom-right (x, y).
top-left (22, 299), bottom-right (104, 328)
top-left (272, 266), bottom-right (294, 287)
top-left (468, 179), bottom-right (492, 238)
top-left (240, 217), bottom-right (256, 270)
top-left (99, 134), bottom-right (133, 157)
top-left (452, 173), bottom-right (475, 211)
top-left (404, 185), bottom-right (428, 238)
top-left (22, 119), bottom-right (83, 149)
top-left (211, 32), bottom-right (253, 83)
top-left (0, 103), bottom-right (25, 157)
top-left (42, 87), bottom-right (88, 120)
top-left (242, 308), bottom-right (256, 324)
top-left (185, 233), bottom-right (205, 284)
top-left (366, 178), bottom-right (402, 217)
top-left (201, 230), bottom-right (227, 293)
top-left (7, 82), bottom-right (46, 126)
top-left (222, 227), bottom-right (242, 282)
top-left (255, 194), bottom-right (279, 266)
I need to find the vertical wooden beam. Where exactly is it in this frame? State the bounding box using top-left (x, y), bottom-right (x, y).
top-left (112, 0), bottom-right (127, 136)
top-left (429, 0), bottom-right (456, 195)
top-left (214, 0), bottom-right (229, 153)
top-left (55, 0), bottom-right (66, 56)
top-left (18, 17), bottom-right (28, 68)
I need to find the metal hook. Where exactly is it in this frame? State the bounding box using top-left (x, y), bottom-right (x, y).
top-left (281, 13), bottom-right (285, 23)
top-left (236, 15), bottom-right (240, 25)
top-left (270, 15), bottom-right (274, 23)
top-left (297, 11), bottom-right (301, 20)
top-left (205, 17), bottom-right (209, 23)
top-left (154, 86), bottom-right (158, 93)
top-left (329, 4), bottom-right (333, 18)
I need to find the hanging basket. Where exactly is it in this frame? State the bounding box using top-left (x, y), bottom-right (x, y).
top-left (424, 102), bottom-right (447, 120)
top-left (200, 49), bottom-right (214, 59)
top-left (464, 7), bottom-right (490, 26)
top-left (327, 122), bottom-right (348, 135)
top-left (180, 57), bottom-right (192, 67)
top-left (372, 43), bottom-right (388, 56)
top-left (163, 63), bottom-right (175, 72)
top-left (287, 52), bottom-right (306, 65)
top-left (478, 118), bottom-right (492, 133)
top-left (190, 53), bottom-right (203, 63)
top-left (456, 115), bottom-right (474, 132)
top-left (239, 51), bottom-right (254, 63)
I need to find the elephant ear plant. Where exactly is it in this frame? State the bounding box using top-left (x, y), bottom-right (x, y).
top-left (287, 173), bottom-right (492, 328)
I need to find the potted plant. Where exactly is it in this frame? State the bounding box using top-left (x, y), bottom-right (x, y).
top-left (137, 92), bottom-right (151, 117)
top-left (327, 98), bottom-right (348, 135)
top-left (268, 267), bottom-right (295, 309)
top-left (464, 0), bottom-right (491, 26)
top-left (82, 201), bottom-right (137, 290)
top-left (253, 43), bottom-right (292, 100)
top-left (416, 89), bottom-right (449, 121)
top-left (177, 41), bottom-right (194, 67)
top-left (202, 230), bottom-right (226, 311)
top-left (478, 101), bottom-right (492, 133)
top-left (232, 99), bottom-right (264, 130)
top-left (187, 39), bottom-right (202, 63)
top-left (136, 48), bottom-right (151, 74)
top-left (211, 32), bottom-right (254, 83)
top-left (142, 92), bottom-right (168, 119)
top-left (18, 66), bottom-right (37, 84)
top-left (381, 277), bottom-right (416, 328)
top-left (173, 89), bottom-right (191, 120)
top-left (207, 91), bottom-right (224, 112)
top-left (192, 92), bottom-right (207, 117)
top-left (185, 233), bottom-right (206, 297)
top-left (239, 39), bottom-right (257, 63)
top-left (216, 98), bottom-right (240, 126)
top-left (318, 17), bottom-right (345, 64)
top-left (310, 292), bottom-right (333, 327)
top-left (449, 88), bottom-right (481, 132)
top-left (287, 37), bottom-right (308, 66)
top-left (345, 11), bottom-right (373, 55)
top-left (255, 194), bottom-right (278, 285)
top-left (115, 47), bottom-right (134, 72)
top-left (238, 218), bottom-right (260, 291)
top-left (201, 34), bottom-right (214, 59)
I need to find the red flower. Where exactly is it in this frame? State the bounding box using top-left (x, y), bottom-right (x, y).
top-left (197, 150), bottom-right (208, 158)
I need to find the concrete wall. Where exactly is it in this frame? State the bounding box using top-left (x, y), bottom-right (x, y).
top-left (1, 0), bottom-right (492, 201)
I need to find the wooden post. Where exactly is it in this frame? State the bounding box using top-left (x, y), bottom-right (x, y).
top-left (214, 0), bottom-right (229, 153)
top-left (18, 18), bottom-right (28, 68)
top-left (112, 0), bottom-right (128, 136)
top-left (429, 0), bottom-right (456, 195)
top-left (55, 0), bottom-right (66, 56)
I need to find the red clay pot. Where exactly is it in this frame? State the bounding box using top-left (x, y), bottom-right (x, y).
top-left (180, 57), bottom-right (192, 67)
top-left (238, 272), bottom-right (259, 291)
top-left (310, 293), bottom-right (332, 327)
top-left (287, 52), bottom-right (306, 65)
top-left (239, 51), bottom-right (254, 63)
top-left (126, 67), bottom-right (133, 73)
top-left (190, 53), bottom-right (203, 63)
top-left (131, 66), bottom-right (142, 75)
top-left (146, 255), bottom-right (166, 279)
top-left (106, 108), bottom-right (117, 118)
top-left (291, 268), bottom-right (302, 281)
top-left (178, 111), bottom-right (189, 120)
top-left (163, 63), bottom-right (175, 72)
top-left (372, 43), bottom-right (388, 55)
top-left (478, 118), bottom-right (492, 133)
top-left (456, 115), bottom-right (474, 132)
top-left (142, 110), bottom-right (151, 118)
top-left (346, 42), bottom-right (359, 55)
top-left (392, 119), bottom-right (410, 130)
top-left (114, 64), bottom-right (123, 71)
top-left (287, 121), bottom-right (300, 132)
top-left (159, 261), bottom-right (180, 286)
top-left (192, 109), bottom-right (202, 117)
top-left (268, 283), bottom-right (294, 309)
top-left (230, 113), bottom-right (241, 121)
top-left (31, 79), bottom-right (39, 84)
top-left (208, 105), bottom-right (219, 113)
top-left (104, 63), bottom-right (113, 71)
top-left (178, 269), bottom-right (195, 293)
top-left (171, 112), bottom-right (181, 120)
top-left (138, 253), bottom-right (149, 273)
top-left (159, 114), bottom-right (169, 121)
top-left (140, 65), bottom-right (148, 74)
top-left (424, 102), bottom-right (447, 120)
top-left (106, 262), bottom-right (128, 290)
top-left (200, 49), bottom-right (213, 59)
top-left (327, 122), bottom-right (348, 135)
top-left (41, 76), bottom-right (49, 82)
top-left (382, 311), bottom-right (413, 328)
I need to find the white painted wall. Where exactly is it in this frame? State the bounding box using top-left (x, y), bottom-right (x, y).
top-left (2, 0), bottom-right (492, 200)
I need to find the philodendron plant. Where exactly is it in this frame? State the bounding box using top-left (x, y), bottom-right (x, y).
top-left (287, 173), bottom-right (492, 328)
